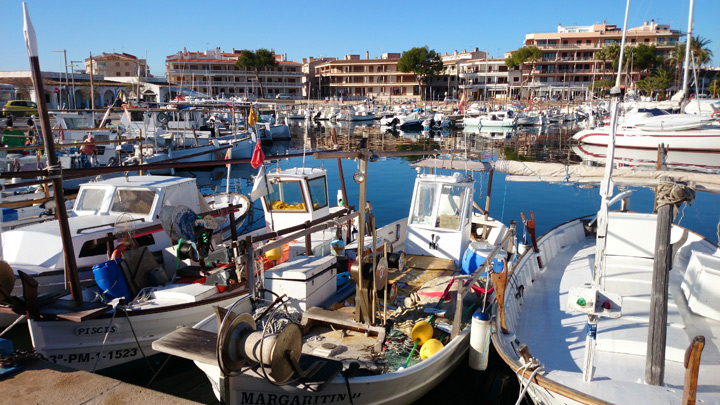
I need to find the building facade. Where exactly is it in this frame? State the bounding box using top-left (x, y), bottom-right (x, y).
top-left (84, 53), bottom-right (149, 77)
top-left (517, 21), bottom-right (681, 100)
top-left (311, 52), bottom-right (419, 100)
top-left (165, 48), bottom-right (303, 99)
top-left (458, 57), bottom-right (520, 101)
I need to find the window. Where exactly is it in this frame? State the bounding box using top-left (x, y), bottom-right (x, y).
top-left (436, 184), bottom-right (466, 230)
top-left (307, 177), bottom-right (328, 210)
top-left (410, 182), bottom-right (436, 226)
top-left (266, 181), bottom-right (307, 211)
top-left (110, 189), bottom-right (156, 215)
top-left (75, 188), bottom-right (106, 211)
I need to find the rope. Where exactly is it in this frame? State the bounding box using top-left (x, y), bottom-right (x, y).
top-left (92, 302), bottom-right (120, 373)
top-left (122, 306), bottom-right (156, 373)
top-left (656, 180), bottom-right (696, 213)
top-left (501, 176), bottom-right (508, 223)
top-left (515, 365), bottom-right (542, 405)
top-left (0, 314), bottom-right (26, 337)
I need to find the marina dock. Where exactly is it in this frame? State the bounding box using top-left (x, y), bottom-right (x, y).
top-left (0, 359), bottom-right (201, 404)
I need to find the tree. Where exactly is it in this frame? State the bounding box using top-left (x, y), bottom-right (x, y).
top-left (588, 79), bottom-right (615, 97)
top-left (236, 49), bottom-right (278, 99)
top-left (505, 46), bottom-right (542, 99)
top-left (596, 43), bottom-right (621, 70)
top-left (398, 46), bottom-right (443, 101)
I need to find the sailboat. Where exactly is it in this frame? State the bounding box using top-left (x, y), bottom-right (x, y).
top-left (490, 2), bottom-right (720, 403)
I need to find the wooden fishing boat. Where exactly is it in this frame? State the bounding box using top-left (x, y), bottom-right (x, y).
top-left (153, 157), bottom-right (515, 404)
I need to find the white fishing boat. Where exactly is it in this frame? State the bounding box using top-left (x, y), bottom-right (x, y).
top-left (153, 157), bottom-right (514, 404)
top-left (491, 6), bottom-right (720, 401)
top-left (0, 176), bottom-right (250, 302)
top-left (491, 160), bottom-right (720, 404)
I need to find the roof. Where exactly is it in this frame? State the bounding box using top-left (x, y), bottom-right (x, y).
top-left (83, 175), bottom-right (195, 188)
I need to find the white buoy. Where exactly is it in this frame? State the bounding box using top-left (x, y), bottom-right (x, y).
top-left (469, 310), bottom-right (491, 371)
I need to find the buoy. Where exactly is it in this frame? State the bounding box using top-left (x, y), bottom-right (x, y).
top-left (419, 338), bottom-right (443, 360)
top-left (410, 320), bottom-right (433, 346)
top-left (469, 310), bottom-right (491, 371)
top-left (265, 241), bottom-right (282, 261)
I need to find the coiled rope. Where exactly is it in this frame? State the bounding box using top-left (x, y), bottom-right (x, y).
top-left (656, 180), bottom-right (696, 214)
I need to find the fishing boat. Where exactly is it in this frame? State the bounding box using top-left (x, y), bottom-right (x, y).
top-left (491, 160), bottom-right (720, 404)
top-left (490, 5), bottom-right (720, 401)
top-left (0, 175), bottom-right (250, 304)
top-left (515, 111), bottom-right (543, 126)
top-left (153, 157), bottom-right (514, 404)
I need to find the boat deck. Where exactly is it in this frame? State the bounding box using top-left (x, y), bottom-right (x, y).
top-left (514, 236), bottom-right (720, 403)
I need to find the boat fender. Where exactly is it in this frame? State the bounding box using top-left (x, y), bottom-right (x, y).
top-left (469, 310), bottom-right (491, 371)
top-left (712, 110), bottom-right (720, 118)
top-left (419, 338), bottom-right (443, 360)
top-left (110, 243), bottom-right (129, 260)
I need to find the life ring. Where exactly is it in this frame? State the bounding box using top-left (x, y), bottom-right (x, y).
top-left (712, 110), bottom-right (720, 118)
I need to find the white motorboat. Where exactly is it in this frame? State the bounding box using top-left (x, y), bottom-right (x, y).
top-left (463, 110), bottom-right (516, 127)
top-left (153, 157), bottom-right (513, 404)
top-left (515, 111), bottom-right (543, 126)
top-left (573, 113), bottom-right (720, 151)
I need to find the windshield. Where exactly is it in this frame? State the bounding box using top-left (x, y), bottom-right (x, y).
top-left (307, 176), bottom-right (328, 210)
top-left (75, 188), bottom-right (106, 211)
top-left (410, 182), bottom-right (436, 226)
top-left (436, 184), bottom-right (467, 230)
top-left (266, 181), bottom-right (306, 212)
top-left (110, 189), bottom-right (156, 215)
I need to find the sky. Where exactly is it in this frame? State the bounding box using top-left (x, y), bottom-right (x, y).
top-left (1, 0), bottom-right (718, 76)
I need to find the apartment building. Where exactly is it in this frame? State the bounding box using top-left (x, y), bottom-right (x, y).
top-left (457, 55), bottom-right (523, 100)
top-left (425, 48), bottom-right (487, 101)
top-left (165, 48), bottom-right (303, 98)
top-left (84, 53), bottom-right (149, 77)
top-left (311, 52), bottom-right (418, 100)
top-left (518, 21), bottom-right (681, 99)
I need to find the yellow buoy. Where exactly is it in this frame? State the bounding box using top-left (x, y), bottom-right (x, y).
top-left (410, 320), bottom-right (433, 346)
top-left (419, 338), bottom-right (444, 360)
top-left (265, 242), bottom-right (282, 261)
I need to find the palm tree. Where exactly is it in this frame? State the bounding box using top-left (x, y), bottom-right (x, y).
top-left (690, 36), bottom-right (713, 67)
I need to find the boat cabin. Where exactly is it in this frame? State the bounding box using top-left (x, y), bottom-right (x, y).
top-left (2, 176), bottom-right (207, 272)
top-left (405, 172), bottom-right (474, 266)
top-left (260, 167), bottom-right (331, 233)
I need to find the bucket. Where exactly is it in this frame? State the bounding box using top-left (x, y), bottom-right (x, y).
top-left (92, 259), bottom-right (131, 300)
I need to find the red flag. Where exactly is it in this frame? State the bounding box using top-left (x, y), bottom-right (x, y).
top-left (224, 147), bottom-right (232, 167)
top-left (250, 141), bottom-right (265, 169)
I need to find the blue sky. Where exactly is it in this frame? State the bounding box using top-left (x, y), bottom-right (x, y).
top-left (1, 0), bottom-right (718, 76)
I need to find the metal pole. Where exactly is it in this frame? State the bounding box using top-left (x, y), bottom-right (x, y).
top-left (681, 0), bottom-right (695, 112)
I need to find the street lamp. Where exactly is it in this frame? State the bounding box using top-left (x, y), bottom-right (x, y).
top-left (53, 49), bottom-right (69, 109)
top-left (70, 60), bottom-right (84, 109)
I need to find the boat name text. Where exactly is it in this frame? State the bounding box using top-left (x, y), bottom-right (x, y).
top-left (239, 392), bottom-right (362, 405)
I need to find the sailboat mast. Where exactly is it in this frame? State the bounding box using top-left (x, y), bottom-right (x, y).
top-left (681, 0), bottom-right (695, 113)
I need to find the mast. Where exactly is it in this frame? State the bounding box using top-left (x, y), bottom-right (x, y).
top-left (582, 0), bottom-right (631, 383)
top-left (681, 0), bottom-right (695, 113)
top-left (22, 2), bottom-right (82, 301)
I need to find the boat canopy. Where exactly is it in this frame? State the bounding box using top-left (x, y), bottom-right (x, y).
top-left (411, 158), bottom-right (493, 172)
top-left (494, 160), bottom-right (720, 193)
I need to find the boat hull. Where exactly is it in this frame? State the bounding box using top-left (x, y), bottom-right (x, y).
top-left (573, 127), bottom-right (720, 151)
top-left (196, 326), bottom-right (470, 404)
top-left (28, 291), bottom-right (245, 372)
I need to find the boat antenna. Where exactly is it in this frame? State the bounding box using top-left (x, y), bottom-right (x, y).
top-left (301, 122), bottom-right (307, 171)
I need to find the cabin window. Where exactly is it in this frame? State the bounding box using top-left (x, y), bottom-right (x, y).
top-left (436, 184), bottom-right (466, 230)
top-left (110, 189), bottom-right (156, 215)
top-left (307, 176), bottom-right (328, 210)
top-left (76, 188), bottom-right (106, 211)
top-left (410, 182), bottom-right (436, 226)
top-left (266, 180), bottom-right (307, 212)
top-left (63, 117), bottom-right (89, 129)
top-left (78, 234), bottom-right (156, 258)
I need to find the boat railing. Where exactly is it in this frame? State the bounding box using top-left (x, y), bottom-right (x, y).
top-left (76, 217), bottom-right (146, 234)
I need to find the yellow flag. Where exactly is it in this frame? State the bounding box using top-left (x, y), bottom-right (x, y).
top-left (248, 108), bottom-right (256, 126)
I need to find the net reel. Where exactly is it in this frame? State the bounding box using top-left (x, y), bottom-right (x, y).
top-left (160, 205), bottom-right (218, 263)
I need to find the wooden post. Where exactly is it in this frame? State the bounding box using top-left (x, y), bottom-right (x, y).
top-left (355, 149), bottom-right (369, 323)
top-left (89, 52), bottom-right (95, 116)
top-left (383, 241), bottom-right (388, 326)
top-left (304, 220), bottom-right (312, 256)
top-left (682, 336), bottom-right (705, 404)
top-left (371, 215), bottom-right (377, 324)
top-left (645, 200), bottom-right (674, 385)
top-left (23, 5), bottom-right (82, 301)
top-left (491, 259), bottom-right (509, 334)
